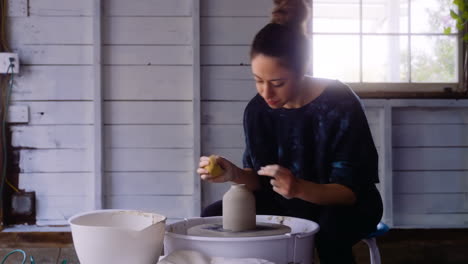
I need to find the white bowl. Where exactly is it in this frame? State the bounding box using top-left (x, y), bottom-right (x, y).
top-left (69, 209), bottom-right (166, 264)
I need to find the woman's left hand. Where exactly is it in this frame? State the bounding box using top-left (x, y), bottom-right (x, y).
top-left (257, 165), bottom-right (300, 199)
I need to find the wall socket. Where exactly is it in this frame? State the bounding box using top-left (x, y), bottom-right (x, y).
top-left (0, 52), bottom-right (20, 74)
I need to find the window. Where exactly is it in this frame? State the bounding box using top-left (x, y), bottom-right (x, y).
top-left (311, 0), bottom-right (462, 95)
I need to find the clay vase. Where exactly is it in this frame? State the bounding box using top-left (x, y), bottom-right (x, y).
top-left (222, 184), bottom-right (256, 232)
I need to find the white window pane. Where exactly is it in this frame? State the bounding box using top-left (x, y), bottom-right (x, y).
top-left (363, 0), bottom-right (408, 33)
top-left (411, 36), bottom-right (458, 82)
top-left (313, 0), bottom-right (360, 33)
top-left (313, 35), bottom-right (360, 82)
top-left (411, 0), bottom-right (457, 33)
top-left (363, 36), bottom-right (409, 82)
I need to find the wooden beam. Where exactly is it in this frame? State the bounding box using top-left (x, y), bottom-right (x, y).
top-left (380, 103), bottom-right (394, 227)
top-left (362, 99), bottom-right (468, 108)
top-left (92, 0), bottom-right (104, 210)
top-left (192, 0), bottom-right (202, 216)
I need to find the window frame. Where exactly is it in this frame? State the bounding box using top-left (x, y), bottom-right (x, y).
top-left (308, 0), bottom-right (467, 98)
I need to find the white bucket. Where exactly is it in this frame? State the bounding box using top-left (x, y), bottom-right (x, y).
top-left (165, 215), bottom-right (320, 264)
top-left (69, 209), bottom-right (166, 264)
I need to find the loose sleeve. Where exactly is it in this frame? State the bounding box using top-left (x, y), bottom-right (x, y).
top-left (242, 104), bottom-right (254, 169)
top-left (328, 104), bottom-right (379, 194)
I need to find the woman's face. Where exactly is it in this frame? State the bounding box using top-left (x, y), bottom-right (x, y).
top-left (251, 54), bottom-right (302, 109)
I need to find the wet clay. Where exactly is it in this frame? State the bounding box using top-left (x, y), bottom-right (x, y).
top-left (187, 223), bottom-right (291, 238)
top-left (186, 184), bottom-right (291, 238)
top-left (222, 184), bottom-right (256, 232)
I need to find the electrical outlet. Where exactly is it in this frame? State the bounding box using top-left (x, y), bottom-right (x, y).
top-left (11, 192), bottom-right (36, 216)
top-left (0, 52), bottom-right (20, 74)
top-left (11, 191), bottom-right (36, 225)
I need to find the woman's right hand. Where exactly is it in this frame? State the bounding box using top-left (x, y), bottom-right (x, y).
top-left (197, 155), bottom-right (239, 183)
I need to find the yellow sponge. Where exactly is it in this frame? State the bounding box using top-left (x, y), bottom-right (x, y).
top-left (204, 155), bottom-right (224, 177)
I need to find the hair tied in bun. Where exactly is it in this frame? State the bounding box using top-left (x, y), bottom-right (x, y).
top-left (271, 0), bottom-right (310, 32)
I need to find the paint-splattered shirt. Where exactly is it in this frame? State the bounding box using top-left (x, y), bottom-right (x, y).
top-left (242, 80), bottom-right (380, 218)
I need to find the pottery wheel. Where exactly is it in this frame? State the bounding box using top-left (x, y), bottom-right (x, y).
top-left (187, 222), bottom-right (291, 238)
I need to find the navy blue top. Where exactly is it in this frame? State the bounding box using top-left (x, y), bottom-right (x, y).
top-left (242, 80), bottom-right (380, 219)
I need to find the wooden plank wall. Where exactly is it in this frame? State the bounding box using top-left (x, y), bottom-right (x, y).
top-left (4, 0), bottom-right (468, 228)
top-left (7, 0), bottom-right (93, 225)
top-left (200, 0), bottom-right (266, 206)
top-left (392, 108), bottom-right (468, 227)
top-left (7, 0), bottom-right (196, 225)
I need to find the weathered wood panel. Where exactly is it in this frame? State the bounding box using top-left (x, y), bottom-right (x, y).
top-left (9, 102), bottom-right (192, 125)
top-left (11, 125), bottom-right (193, 149)
top-left (14, 45), bottom-right (93, 65)
top-left (201, 66), bottom-right (256, 100)
top-left (104, 102), bottom-right (192, 125)
top-left (201, 0), bottom-right (270, 17)
top-left (393, 124), bottom-right (468, 147)
top-left (201, 17), bottom-right (267, 45)
top-left (19, 149), bottom-right (92, 173)
top-left (10, 102), bottom-right (93, 125)
top-left (6, 0), bottom-right (27, 17)
top-left (11, 66), bottom-right (192, 101)
top-left (394, 171), bottom-right (468, 194)
top-left (8, 17), bottom-right (93, 45)
top-left (104, 46), bottom-right (192, 66)
top-left (8, 0), bottom-right (198, 225)
top-left (395, 194), bottom-right (468, 214)
top-left (36, 196), bottom-right (87, 221)
top-left (8, 17), bottom-right (191, 45)
top-left (104, 66), bottom-right (193, 100)
top-left (11, 66), bottom-right (93, 101)
top-left (27, 0), bottom-right (92, 17)
top-left (394, 213), bottom-right (468, 227)
top-left (201, 46), bottom-right (250, 65)
top-left (104, 17), bottom-right (191, 45)
top-left (13, 45), bottom-right (192, 66)
top-left (11, 126), bottom-right (92, 149)
top-left (393, 108), bottom-right (468, 124)
top-left (18, 149), bottom-right (193, 173)
top-left (202, 125), bottom-right (245, 149)
top-left (106, 172), bottom-right (194, 195)
top-left (19, 173), bottom-right (90, 196)
top-left (105, 149), bottom-right (193, 172)
top-left (393, 148), bottom-right (468, 171)
top-left (104, 125), bottom-right (193, 148)
top-left (104, 0), bottom-right (192, 17)
top-left (106, 196), bottom-right (195, 219)
top-left (22, 0), bottom-right (192, 17)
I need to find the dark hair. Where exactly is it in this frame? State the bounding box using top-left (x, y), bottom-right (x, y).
top-left (250, 0), bottom-right (310, 75)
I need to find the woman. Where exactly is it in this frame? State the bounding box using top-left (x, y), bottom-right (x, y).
top-left (197, 0), bottom-right (383, 263)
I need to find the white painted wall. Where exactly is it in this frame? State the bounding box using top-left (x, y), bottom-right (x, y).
top-left (7, 0), bottom-right (196, 225)
top-left (4, 0), bottom-right (468, 228)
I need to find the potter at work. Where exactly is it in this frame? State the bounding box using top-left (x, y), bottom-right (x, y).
top-left (197, 0), bottom-right (383, 263)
